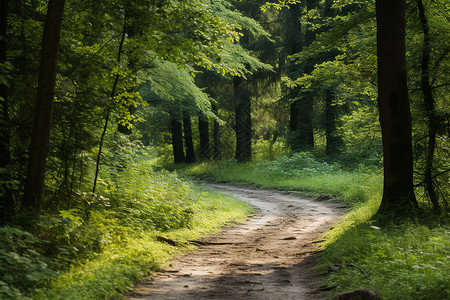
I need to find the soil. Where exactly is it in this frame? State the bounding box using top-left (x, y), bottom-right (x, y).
top-left (126, 184), bottom-right (345, 300)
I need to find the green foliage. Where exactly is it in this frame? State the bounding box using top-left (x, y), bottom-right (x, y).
top-left (0, 227), bottom-right (56, 299)
top-left (100, 166), bottom-right (196, 232)
top-left (321, 223), bottom-right (450, 300)
top-left (0, 145), bottom-right (253, 299)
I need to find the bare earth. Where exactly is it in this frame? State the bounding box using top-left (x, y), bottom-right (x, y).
top-left (126, 184), bottom-right (344, 300)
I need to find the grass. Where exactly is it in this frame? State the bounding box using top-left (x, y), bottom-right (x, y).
top-left (181, 154), bottom-right (449, 299)
top-left (320, 223), bottom-right (450, 299)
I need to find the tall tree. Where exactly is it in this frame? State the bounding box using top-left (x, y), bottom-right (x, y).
top-left (287, 0), bottom-right (317, 151)
top-left (198, 112), bottom-right (210, 160)
top-left (234, 76), bottom-right (252, 161)
top-left (417, 0), bottom-right (441, 214)
top-left (212, 103), bottom-right (221, 159)
top-left (22, 0), bottom-right (66, 213)
top-left (325, 89), bottom-right (343, 155)
top-left (375, 0), bottom-right (418, 217)
top-left (170, 114), bottom-right (185, 164)
top-left (183, 110), bottom-right (196, 163)
top-left (0, 0), bottom-right (13, 224)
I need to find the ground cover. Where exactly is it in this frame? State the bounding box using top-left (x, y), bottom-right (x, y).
top-left (0, 161), bottom-right (253, 300)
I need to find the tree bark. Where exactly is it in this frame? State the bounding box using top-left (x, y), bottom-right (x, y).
top-left (198, 112), bottom-right (210, 160)
top-left (183, 110), bottom-right (196, 163)
top-left (375, 0), bottom-right (418, 217)
top-left (170, 116), bottom-right (185, 163)
top-left (22, 0), bottom-right (65, 213)
top-left (234, 76), bottom-right (252, 162)
top-left (417, 0), bottom-right (441, 214)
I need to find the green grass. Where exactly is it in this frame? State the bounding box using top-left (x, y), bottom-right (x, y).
top-left (320, 223), bottom-right (450, 299)
top-left (183, 153), bottom-right (383, 207)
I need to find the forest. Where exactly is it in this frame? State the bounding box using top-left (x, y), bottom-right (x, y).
top-left (0, 0), bottom-right (449, 299)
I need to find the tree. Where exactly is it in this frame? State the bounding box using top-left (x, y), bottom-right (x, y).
top-left (286, 0), bottom-right (317, 152)
top-left (170, 113), bottom-right (185, 164)
top-left (416, 0), bottom-right (442, 214)
top-left (234, 76), bottom-right (252, 161)
top-left (0, 0), bottom-right (13, 224)
top-left (183, 110), bottom-right (196, 163)
top-left (22, 0), bottom-right (66, 214)
top-left (198, 112), bottom-right (211, 160)
top-left (375, 0), bottom-right (418, 217)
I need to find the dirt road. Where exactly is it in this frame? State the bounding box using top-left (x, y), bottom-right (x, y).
top-left (126, 184), bottom-right (344, 300)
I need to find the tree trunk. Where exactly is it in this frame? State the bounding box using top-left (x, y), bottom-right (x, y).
top-left (0, 0), bottom-right (13, 224)
top-left (212, 103), bottom-right (221, 160)
top-left (170, 117), bottom-right (185, 163)
top-left (375, 0), bottom-right (418, 217)
top-left (92, 13), bottom-right (127, 193)
top-left (183, 110), bottom-right (196, 163)
top-left (288, 0), bottom-right (315, 152)
top-left (22, 0), bottom-right (65, 213)
top-left (417, 0), bottom-right (441, 214)
top-left (325, 90), bottom-right (343, 155)
top-left (234, 76), bottom-right (252, 162)
top-left (199, 112), bottom-right (210, 160)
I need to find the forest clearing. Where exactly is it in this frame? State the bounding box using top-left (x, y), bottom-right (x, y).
top-left (0, 0), bottom-right (449, 299)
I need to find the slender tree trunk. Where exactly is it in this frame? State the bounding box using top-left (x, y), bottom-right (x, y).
top-left (183, 110), bottom-right (196, 163)
top-left (22, 0), bottom-right (65, 213)
top-left (0, 0), bottom-right (13, 224)
top-left (417, 0), bottom-right (441, 214)
top-left (376, 0), bottom-right (418, 217)
top-left (170, 117), bottom-right (185, 163)
top-left (92, 14), bottom-right (127, 193)
top-left (234, 76), bottom-right (252, 162)
top-left (199, 112), bottom-right (210, 160)
top-left (212, 103), bottom-right (221, 160)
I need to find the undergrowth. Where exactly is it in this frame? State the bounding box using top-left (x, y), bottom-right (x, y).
top-left (0, 159), bottom-right (253, 300)
top-left (320, 222), bottom-right (449, 299)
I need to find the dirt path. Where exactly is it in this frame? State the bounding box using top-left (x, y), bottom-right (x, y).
top-left (126, 184), bottom-right (344, 300)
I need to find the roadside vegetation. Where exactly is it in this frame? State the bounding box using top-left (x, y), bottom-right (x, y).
top-left (183, 153), bottom-right (449, 300)
top-left (0, 150), bottom-right (253, 300)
